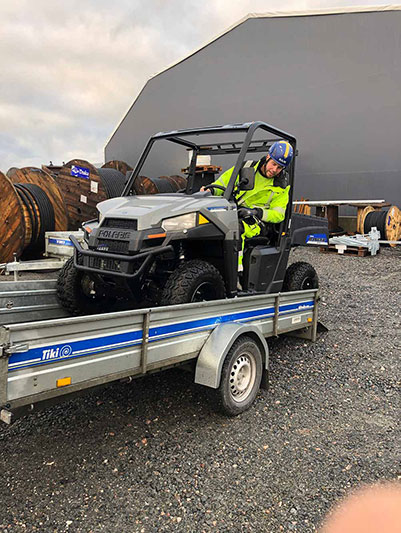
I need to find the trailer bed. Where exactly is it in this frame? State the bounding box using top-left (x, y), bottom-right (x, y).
top-left (0, 288), bottom-right (319, 423)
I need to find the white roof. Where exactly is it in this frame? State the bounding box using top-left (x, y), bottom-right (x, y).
top-left (106, 5), bottom-right (401, 149)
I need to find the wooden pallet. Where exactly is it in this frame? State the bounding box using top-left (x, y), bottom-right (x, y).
top-left (320, 244), bottom-right (368, 257)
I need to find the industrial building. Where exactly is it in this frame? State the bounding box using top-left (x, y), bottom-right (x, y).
top-left (105, 6), bottom-right (401, 208)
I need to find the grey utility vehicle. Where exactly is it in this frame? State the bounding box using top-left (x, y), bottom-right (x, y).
top-left (57, 122), bottom-right (328, 315)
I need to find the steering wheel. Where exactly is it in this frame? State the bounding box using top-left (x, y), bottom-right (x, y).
top-left (204, 184), bottom-right (226, 192)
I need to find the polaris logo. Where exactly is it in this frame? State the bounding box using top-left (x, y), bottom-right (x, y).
top-left (42, 345), bottom-right (73, 361)
top-left (98, 229), bottom-right (130, 240)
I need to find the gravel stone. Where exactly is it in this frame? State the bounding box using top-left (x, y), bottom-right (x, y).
top-left (0, 247), bottom-right (400, 532)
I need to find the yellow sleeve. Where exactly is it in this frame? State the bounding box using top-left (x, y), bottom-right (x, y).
top-left (210, 166), bottom-right (235, 196)
top-left (261, 186), bottom-right (290, 223)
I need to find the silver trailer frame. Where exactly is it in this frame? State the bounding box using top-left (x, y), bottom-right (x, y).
top-left (0, 288), bottom-right (319, 424)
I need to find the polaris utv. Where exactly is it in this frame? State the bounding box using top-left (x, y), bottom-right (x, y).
top-left (57, 122), bottom-right (328, 315)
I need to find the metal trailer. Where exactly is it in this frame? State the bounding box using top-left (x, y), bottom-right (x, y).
top-left (0, 287), bottom-right (319, 424)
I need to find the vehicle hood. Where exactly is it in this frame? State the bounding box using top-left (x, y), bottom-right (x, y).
top-left (97, 194), bottom-right (231, 230)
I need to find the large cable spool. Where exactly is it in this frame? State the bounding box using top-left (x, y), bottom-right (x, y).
top-left (7, 167), bottom-right (68, 232)
top-left (0, 171), bottom-right (25, 263)
top-left (55, 159), bottom-right (126, 229)
top-left (132, 175), bottom-right (187, 195)
top-left (102, 160), bottom-right (187, 195)
top-left (6, 167), bottom-right (61, 258)
top-left (362, 205), bottom-right (401, 246)
top-left (102, 160), bottom-right (133, 177)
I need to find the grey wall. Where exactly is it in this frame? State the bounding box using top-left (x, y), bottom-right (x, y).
top-left (105, 11), bottom-right (401, 210)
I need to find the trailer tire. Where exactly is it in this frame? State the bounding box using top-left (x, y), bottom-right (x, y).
top-left (282, 261), bottom-right (318, 292)
top-left (56, 257), bottom-right (115, 315)
top-left (215, 335), bottom-right (263, 416)
top-left (161, 260), bottom-right (225, 305)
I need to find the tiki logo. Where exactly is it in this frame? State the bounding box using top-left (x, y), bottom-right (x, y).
top-left (42, 345), bottom-right (73, 361)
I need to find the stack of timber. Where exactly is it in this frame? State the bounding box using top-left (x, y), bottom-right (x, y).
top-left (0, 167), bottom-right (68, 263)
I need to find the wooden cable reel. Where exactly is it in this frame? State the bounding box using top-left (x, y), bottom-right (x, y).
top-left (357, 206), bottom-right (376, 234)
top-left (358, 205), bottom-right (401, 246)
top-left (102, 160), bottom-right (133, 177)
top-left (7, 167), bottom-right (68, 232)
top-left (56, 159), bottom-right (126, 229)
top-left (0, 171), bottom-right (25, 263)
top-left (103, 160), bottom-right (187, 195)
top-left (3, 167), bottom-right (68, 259)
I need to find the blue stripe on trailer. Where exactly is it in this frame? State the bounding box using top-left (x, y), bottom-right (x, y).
top-left (8, 300), bottom-right (314, 371)
top-left (48, 238), bottom-right (73, 246)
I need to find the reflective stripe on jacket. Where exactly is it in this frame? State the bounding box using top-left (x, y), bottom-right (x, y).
top-left (211, 161), bottom-right (290, 224)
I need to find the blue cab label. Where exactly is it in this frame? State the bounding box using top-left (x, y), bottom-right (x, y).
top-left (306, 233), bottom-right (328, 245)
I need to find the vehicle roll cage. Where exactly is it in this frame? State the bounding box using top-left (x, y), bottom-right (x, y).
top-left (122, 121), bottom-right (297, 203)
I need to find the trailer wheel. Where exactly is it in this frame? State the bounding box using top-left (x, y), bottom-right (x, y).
top-left (161, 260), bottom-right (225, 305)
top-left (215, 336), bottom-right (263, 416)
top-left (56, 257), bottom-right (115, 315)
top-left (282, 261), bottom-right (318, 292)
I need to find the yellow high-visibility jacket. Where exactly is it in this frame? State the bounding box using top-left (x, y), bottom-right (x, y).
top-left (211, 161), bottom-right (290, 224)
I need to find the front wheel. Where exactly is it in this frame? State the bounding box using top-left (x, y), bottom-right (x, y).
top-left (214, 336), bottom-right (263, 416)
top-left (56, 257), bottom-right (115, 315)
top-left (161, 260), bottom-right (226, 305)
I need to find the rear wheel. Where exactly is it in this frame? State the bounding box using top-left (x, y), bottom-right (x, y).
top-left (57, 257), bottom-right (115, 315)
top-left (160, 260), bottom-right (225, 305)
top-left (282, 261), bottom-right (318, 292)
top-left (214, 336), bottom-right (263, 416)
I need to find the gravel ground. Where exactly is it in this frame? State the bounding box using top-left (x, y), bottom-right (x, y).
top-left (0, 247), bottom-right (400, 532)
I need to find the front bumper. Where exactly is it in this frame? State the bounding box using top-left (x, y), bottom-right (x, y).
top-left (70, 235), bottom-right (173, 279)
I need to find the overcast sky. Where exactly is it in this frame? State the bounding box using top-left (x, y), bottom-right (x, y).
top-left (0, 0), bottom-right (389, 170)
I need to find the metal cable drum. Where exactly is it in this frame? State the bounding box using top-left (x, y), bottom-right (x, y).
top-left (0, 171), bottom-right (25, 263)
top-left (363, 206), bottom-right (401, 246)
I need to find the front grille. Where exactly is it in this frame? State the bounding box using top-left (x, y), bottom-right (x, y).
top-left (89, 256), bottom-right (121, 272)
top-left (102, 218), bottom-right (137, 230)
top-left (96, 239), bottom-right (129, 254)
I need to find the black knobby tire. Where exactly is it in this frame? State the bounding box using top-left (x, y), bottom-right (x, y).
top-left (214, 335), bottom-right (263, 416)
top-left (56, 257), bottom-right (115, 315)
top-left (161, 260), bottom-right (226, 305)
top-left (282, 261), bottom-right (319, 292)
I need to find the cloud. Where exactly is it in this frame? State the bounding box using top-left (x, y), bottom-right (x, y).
top-left (0, 0), bottom-right (389, 170)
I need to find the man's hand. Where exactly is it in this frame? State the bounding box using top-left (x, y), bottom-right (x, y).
top-left (238, 207), bottom-right (263, 223)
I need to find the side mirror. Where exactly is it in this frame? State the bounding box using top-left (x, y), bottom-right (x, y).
top-left (239, 167), bottom-right (255, 190)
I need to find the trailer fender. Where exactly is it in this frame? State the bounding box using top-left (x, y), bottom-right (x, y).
top-left (194, 323), bottom-right (269, 390)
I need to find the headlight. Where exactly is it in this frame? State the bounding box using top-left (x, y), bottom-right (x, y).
top-left (162, 213), bottom-right (197, 231)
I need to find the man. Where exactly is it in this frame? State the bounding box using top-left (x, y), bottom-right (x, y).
top-left (208, 140), bottom-right (294, 269)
